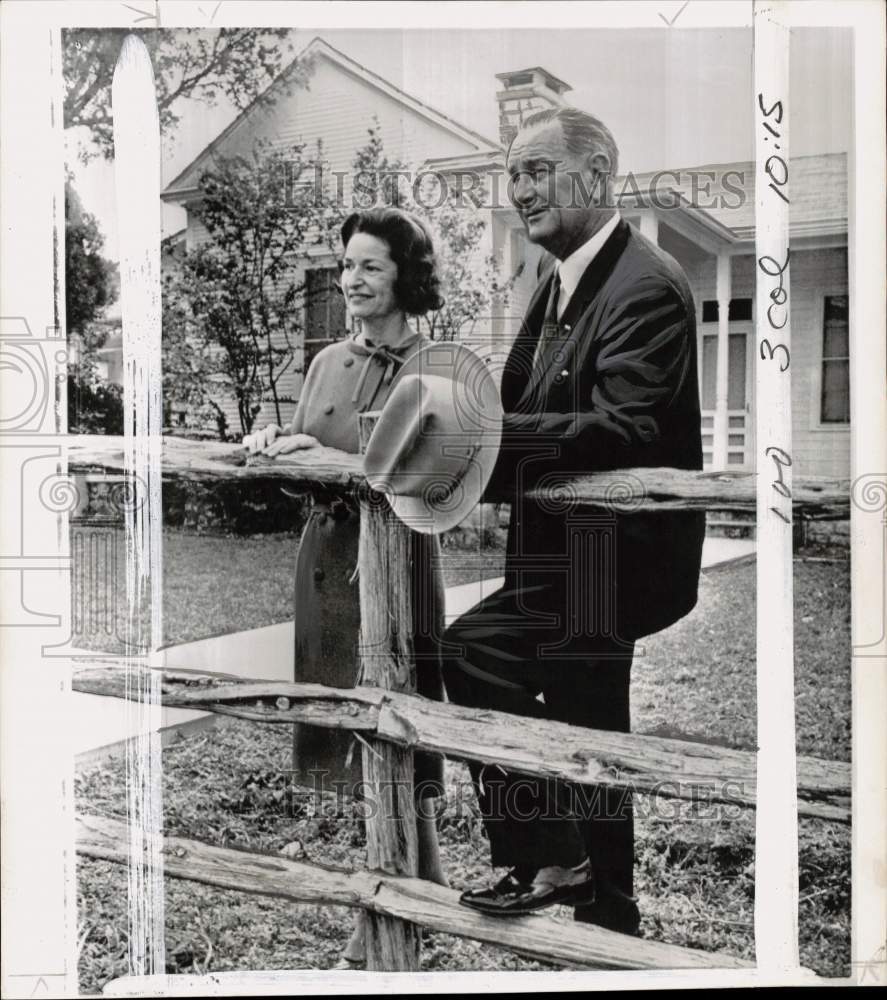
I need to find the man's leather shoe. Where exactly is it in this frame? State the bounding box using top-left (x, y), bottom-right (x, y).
top-left (574, 884), bottom-right (641, 936)
top-left (460, 866), bottom-right (595, 917)
top-left (459, 868), bottom-right (535, 911)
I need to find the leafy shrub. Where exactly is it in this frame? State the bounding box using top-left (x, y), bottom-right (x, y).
top-left (162, 478), bottom-right (309, 535)
top-left (67, 359), bottom-right (124, 434)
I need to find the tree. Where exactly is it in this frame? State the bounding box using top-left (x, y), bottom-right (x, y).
top-left (413, 191), bottom-right (515, 342)
top-left (65, 179), bottom-right (124, 434)
top-left (63, 28), bottom-right (308, 161)
top-left (67, 362), bottom-right (125, 435)
top-left (162, 138), bottom-right (340, 437)
top-left (65, 179), bottom-right (118, 339)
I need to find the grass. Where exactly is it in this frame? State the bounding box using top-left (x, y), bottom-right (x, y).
top-left (71, 526), bottom-right (300, 652)
top-left (635, 555), bottom-right (852, 762)
top-left (74, 530), bottom-right (851, 988)
top-left (70, 524), bottom-right (505, 652)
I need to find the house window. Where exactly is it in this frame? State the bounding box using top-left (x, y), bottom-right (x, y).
top-left (820, 294), bottom-right (850, 423)
top-left (700, 336), bottom-right (717, 408)
top-left (304, 266), bottom-right (348, 373)
top-left (700, 298), bottom-right (752, 323)
top-left (728, 298), bottom-right (752, 322)
top-left (699, 333), bottom-right (749, 411)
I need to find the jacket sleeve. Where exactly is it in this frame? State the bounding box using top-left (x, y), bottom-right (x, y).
top-left (287, 348), bottom-right (327, 435)
top-left (486, 276), bottom-right (695, 496)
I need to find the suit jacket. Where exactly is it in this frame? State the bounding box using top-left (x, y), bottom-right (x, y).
top-left (486, 218), bottom-right (705, 643)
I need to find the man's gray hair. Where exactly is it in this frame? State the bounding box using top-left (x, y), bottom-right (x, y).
top-left (518, 107), bottom-right (620, 180)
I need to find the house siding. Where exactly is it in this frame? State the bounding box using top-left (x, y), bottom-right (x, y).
top-left (172, 56), bottom-right (483, 206)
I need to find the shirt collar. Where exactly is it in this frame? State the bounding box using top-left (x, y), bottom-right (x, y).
top-left (346, 329), bottom-right (422, 357)
top-left (556, 212), bottom-right (621, 310)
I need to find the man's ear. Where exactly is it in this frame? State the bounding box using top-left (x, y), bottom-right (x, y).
top-left (588, 150), bottom-right (611, 176)
top-left (585, 151), bottom-right (612, 205)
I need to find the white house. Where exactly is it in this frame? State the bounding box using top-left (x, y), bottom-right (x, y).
top-left (161, 39), bottom-right (850, 481)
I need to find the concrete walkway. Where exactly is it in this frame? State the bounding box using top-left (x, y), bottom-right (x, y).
top-left (699, 534), bottom-right (756, 568)
top-left (72, 535), bottom-right (755, 760)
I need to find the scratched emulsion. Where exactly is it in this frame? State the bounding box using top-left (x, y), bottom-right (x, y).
top-left (111, 34), bottom-right (166, 979)
top-left (753, 2), bottom-right (800, 971)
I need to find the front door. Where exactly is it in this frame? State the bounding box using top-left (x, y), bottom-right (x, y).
top-left (699, 327), bottom-right (754, 470)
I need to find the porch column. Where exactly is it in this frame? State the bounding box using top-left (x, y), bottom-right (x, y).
top-left (713, 252), bottom-right (731, 470)
top-left (638, 209), bottom-right (659, 245)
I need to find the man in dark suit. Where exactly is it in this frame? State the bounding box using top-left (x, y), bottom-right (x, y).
top-left (441, 107), bottom-right (705, 932)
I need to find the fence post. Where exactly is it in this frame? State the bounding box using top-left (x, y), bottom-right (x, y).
top-left (112, 33), bottom-right (166, 978)
top-left (356, 412), bottom-right (421, 971)
top-left (753, 2), bottom-right (800, 970)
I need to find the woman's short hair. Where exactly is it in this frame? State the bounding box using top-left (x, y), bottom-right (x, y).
top-left (340, 206), bottom-right (445, 316)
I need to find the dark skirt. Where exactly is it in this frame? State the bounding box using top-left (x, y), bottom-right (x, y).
top-left (291, 500), bottom-right (445, 799)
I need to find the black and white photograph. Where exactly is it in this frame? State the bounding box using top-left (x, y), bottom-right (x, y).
top-left (0, 1), bottom-right (884, 995)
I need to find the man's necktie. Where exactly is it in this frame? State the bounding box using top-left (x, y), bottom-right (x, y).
top-left (532, 270), bottom-right (562, 370)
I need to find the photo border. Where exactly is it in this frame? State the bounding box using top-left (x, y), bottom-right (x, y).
top-left (1, 1), bottom-right (883, 994)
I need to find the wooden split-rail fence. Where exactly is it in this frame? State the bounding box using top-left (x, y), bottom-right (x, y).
top-left (74, 18), bottom-right (852, 979)
top-left (70, 433), bottom-right (850, 974)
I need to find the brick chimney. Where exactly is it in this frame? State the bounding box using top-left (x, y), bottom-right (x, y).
top-left (495, 67), bottom-right (572, 147)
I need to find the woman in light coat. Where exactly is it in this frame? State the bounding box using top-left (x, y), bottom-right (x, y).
top-left (245, 206), bottom-right (448, 967)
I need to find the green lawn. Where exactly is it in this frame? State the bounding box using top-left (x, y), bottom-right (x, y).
top-left (74, 530), bottom-right (851, 988)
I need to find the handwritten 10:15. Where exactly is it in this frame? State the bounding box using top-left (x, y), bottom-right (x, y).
top-left (757, 93), bottom-right (790, 204)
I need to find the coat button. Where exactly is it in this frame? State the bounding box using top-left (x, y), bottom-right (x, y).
top-left (344, 357), bottom-right (354, 367)
top-left (324, 404), bottom-right (334, 415)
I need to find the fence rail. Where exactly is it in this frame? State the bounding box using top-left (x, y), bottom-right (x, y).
top-left (77, 813), bottom-right (753, 972)
top-left (73, 664), bottom-right (851, 824)
top-left (67, 434), bottom-right (851, 517)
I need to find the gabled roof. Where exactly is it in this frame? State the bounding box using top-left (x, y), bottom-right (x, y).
top-left (162, 36), bottom-right (501, 201)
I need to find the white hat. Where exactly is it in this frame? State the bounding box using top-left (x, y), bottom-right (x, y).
top-left (363, 342), bottom-right (502, 534)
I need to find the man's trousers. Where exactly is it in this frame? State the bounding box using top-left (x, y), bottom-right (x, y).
top-left (441, 584), bottom-right (635, 898)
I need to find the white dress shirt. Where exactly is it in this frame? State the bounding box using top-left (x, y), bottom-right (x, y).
top-left (554, 212), bottom-right (621, 320)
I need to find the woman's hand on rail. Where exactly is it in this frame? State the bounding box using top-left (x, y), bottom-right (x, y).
top-left (262, 433), bottom-right (319, 457)
top-left (243, 423), bottom-right (286, 454)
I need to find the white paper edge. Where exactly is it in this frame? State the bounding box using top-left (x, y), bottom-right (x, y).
top-left (0, 1), bottom-right (883, 996)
